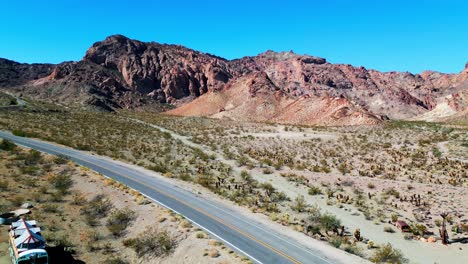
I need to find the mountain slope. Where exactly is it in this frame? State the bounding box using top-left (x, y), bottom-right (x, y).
top-left (167, 72), bottom-right (383, 126)
top-left (0, 35), bottom-right (466, 125)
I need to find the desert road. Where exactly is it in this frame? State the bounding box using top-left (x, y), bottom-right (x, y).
top-left (0, 131), bottom-right (341, 264)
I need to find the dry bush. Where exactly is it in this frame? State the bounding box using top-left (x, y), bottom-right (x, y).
top-left (123, 227), bottom-right (176, 258)
top-left (106, 208), bottom-right (136, 237)
top-left (370, 243), bottom-right (408, 263)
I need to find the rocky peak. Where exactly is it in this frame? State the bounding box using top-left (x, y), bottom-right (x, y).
top-left (82, 35), bottom-right (234, 103)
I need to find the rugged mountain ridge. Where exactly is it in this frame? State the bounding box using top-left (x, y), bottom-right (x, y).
top-left (1, 34), bottom-right (466, 125)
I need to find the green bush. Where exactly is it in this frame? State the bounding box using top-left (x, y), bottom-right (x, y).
top-left (329, 236), bottom-right (342, 248)
top-left (0, 139), bottom-right (16, 151)
top-left (370, 243), bottom-right (408, 263)
top-left (308, 186), bottom-right (322, 195)
top-left (12, 129), bottom-right (27, 137)
top-left (410, 223), bottom-right (427, 236)
top-left (319, 213), bottom-right (341, 233)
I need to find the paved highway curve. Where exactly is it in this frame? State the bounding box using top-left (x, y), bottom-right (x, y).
top-left (0, 131), bottom-right (340, 264)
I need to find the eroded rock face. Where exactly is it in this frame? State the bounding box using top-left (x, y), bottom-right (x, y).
top-left (0, 34), bottom-right (466, 125)
top-left (83, 35), bottom-right (233, 103)
top-left (0, 59), bottom-right (53, 88)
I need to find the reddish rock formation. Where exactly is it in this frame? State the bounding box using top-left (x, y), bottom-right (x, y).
top-left (0, 35), bottom-right (466, 125)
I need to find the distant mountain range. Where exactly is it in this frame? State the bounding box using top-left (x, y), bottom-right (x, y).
top-left (1, 35), bottom-right (466, 125)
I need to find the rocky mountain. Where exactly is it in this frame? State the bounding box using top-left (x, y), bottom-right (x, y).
top-left (1, 35), bottom-right (467, 125)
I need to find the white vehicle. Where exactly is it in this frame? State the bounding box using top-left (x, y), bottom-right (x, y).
top-left (8, 219), bottom-right (48, 264)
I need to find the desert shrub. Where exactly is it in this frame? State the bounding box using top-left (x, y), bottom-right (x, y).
top-left (0, 139), bottom-right (16, 151)
top-left (319, 213), bottom-right (341, 233)
top-left (260, 182), bottom-right (276, 197)
top-left (106, 208), bottom-right (136, 237)
top-left (20, 166), bottom-right (40, 175)
top-left (148, 163), bottom-right (168, 173)
top-left (329, 236), bottom-right (342, 248)
top-left (11, 195), bottom-right (25, 207)
top-left (42, 203), bottom-right (59, 213)
top-left (384, 226), bottom-right (395, 233)
top-left (367, 182), bottom-right (375, 189)
top-left (24, 149), bottom-right (42, 165)
top-left (103, 257), bottom-right (129, 264)
top-left (178, 173), bottom-right (191, 181)
top-left (80, 229), bottom-right (100, 251)
top-left (81, 194), bottom-right (113, 225)
top-left (49, 191), bottom-right (64, 202)
top-left (432, 147), bottom-right (442, 158)
top-left (344, 245), bottom-right (363, 257)
top-left (54, 155), bottom-right (69, 165)
top-left (195, 231), bottom-right (207, 239)
top-left (48, 173), bottom-right (73, 193)
top-left (123, 228), bottom-right (176, 258)
top-left (308, 186), bottom-right (322, 195)
top-left (0, 202), bottom-right (10, 213)
top-left (12, 129), bottom-right (27, 137)
top-left (71, 192), bottom-right (87, 205)
top-left (384, 188), bottom-right (400, 198)
top-left (291, 195), bottom-right (307, 212)
top-left (370, 243), bottom-right (408, 263)
top-left (410, 223), bottom-right (427, 236)
top-left (0, 180), bottom-right (9, 191)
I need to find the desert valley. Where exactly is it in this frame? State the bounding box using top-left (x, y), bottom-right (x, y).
top-left (0, 34), bottom-right (467, 264)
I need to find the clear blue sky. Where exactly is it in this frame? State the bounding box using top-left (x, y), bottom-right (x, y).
top-left (1, 0), bottom-right (467, 73)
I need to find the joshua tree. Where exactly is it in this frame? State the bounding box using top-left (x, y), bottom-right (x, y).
top-left (439, 212), bottom-right (450, 245)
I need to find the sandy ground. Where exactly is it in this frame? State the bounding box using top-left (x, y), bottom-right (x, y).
top-left (95, 154), bottom-right (369, 264)
top-left (130, 119), bottom-right (468, 264)
top-left (249, 167), bottom-right (468, 264)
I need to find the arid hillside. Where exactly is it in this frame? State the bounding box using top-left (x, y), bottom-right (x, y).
top-left (1, 35), bottom-right (467, 125)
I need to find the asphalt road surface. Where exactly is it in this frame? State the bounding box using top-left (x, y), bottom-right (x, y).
top-left (0, 131), bottom-right (341, 264)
